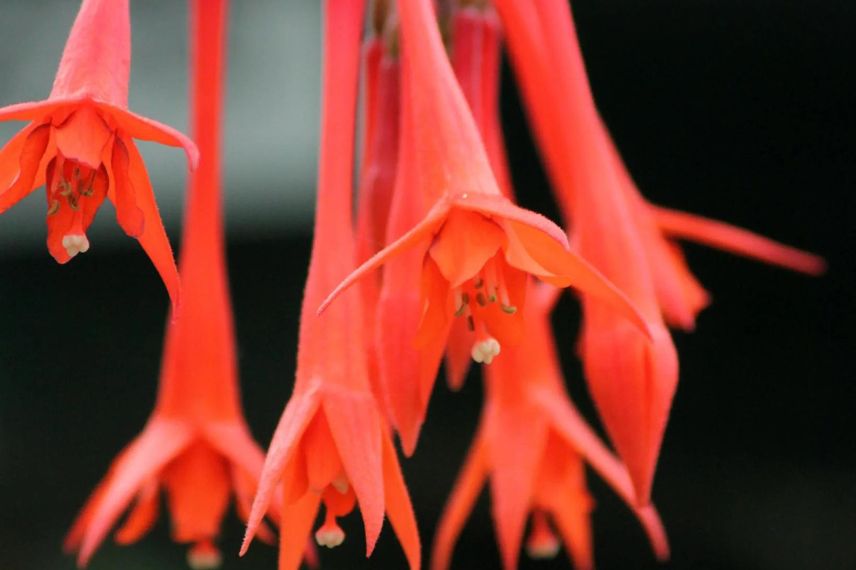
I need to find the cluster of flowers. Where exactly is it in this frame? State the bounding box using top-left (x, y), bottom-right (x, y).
top-left (0, 0), bottom-right (822, 569)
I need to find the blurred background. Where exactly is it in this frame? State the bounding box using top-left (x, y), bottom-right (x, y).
top-left (0, 0), bottom-right (853, 569)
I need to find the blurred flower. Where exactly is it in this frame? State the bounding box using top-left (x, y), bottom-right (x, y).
top-left (240, 1), bottom-right (419, 568)
top-left (432, 283), bottom-right (669, 570)
top-left (494, 0), bottom-right (824, 502)
top-left (0, 0), bottom-right (197, 307)
top-left (322, 0), bottom-right (649, 455)
top-left (64, 1), bottom-right (268, 566)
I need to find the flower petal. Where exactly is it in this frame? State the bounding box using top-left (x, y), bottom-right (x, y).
top-left (381, 433), bottom-right (421, 570)
top-left (428, 209), bottom-right (504, 287)
top-left (113, 479), bottom-right (160, 545)
top-left (0, 124), bottom-right (49, 213)
top-left (486, 404), bottom-right (549, 570)
top-left (431, 426), bottom-right (489, 570)
top-left (503, 218), bottom-right (653, 339)
top-left (0, 99), bottom-right (63, 124)
top-left (100, 103), bottom-right (199, 170)
top-left (533, 388), bottom-right (670, 559)
top-left (278, 491), bottom-right (322, 570)
top-left (653, 205), bottom-right (826, 275)
top-left (317, 201), bottom-right (449, 314)
top-left (322, 387), bottom-right (385, 556)
top-left (241, 386), bottom-right (321, 555)
top-left (70, 419), bottom-right (194, 566)
top-left (111, 137), bottom-right (179, 309)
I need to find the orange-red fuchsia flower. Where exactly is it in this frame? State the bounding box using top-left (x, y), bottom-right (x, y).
top-left (239, 1), bottom-right (419, 568)
top-left (320, 0), bottom-right (651, 455)
top-left (64, 1), bottom-right (271, 566)
top-left (444, 2), bottom-right (515, 390)
top-left (432, 283), bottom-right (669, 570)
top-left (0, 0), bottom-right (197, 308)
top-left (493, 0), bottom-right (825, 502)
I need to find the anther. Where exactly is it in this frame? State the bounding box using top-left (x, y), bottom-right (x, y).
top-left (501, 304), bottom-right (517, 314)
top-left (47, 200), bottom-right (60, 216)
top-left (59, 181), bottom-right (73, 196)
top-left (187, 540), bottom-right (222, 569)
top-left (80, 185), bottom-right (94, 197)
top-left (466, 315), bottom-right (475, 332)
top-left (476, 292), bottom-right (487, 306)
top-left (67, 194), bottom-right (79, 211)
top-left (471, 337), bottom-right (500, 364)
top-left (474, 278), bottom-right (483, 288)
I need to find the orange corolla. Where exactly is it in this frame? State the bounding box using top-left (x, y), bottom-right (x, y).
top-left (321, 0), bottom-right (649, 455)
top-left (432, 284), bottom-right (669, 570)
top-left (64, 2), bottom-right (267, 566)
top-left (240, 1), bottom-right (419, 568)
top-left (0, 0), bottom-right (197, 307)
top-left (494, 0), bottom-right (824, 502)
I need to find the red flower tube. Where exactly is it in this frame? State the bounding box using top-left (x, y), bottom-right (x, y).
top-left (64, 1), bottom-right (271, 566)
top-left (0, 0), bottom-right (198, 308)
top-left (240, 1), bottom-right (419, 568)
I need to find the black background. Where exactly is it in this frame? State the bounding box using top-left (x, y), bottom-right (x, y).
top-left (0, 1), bottom-right (854, 569)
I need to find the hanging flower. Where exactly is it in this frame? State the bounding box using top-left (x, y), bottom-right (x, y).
top-left (240, 1), bottom-right (419, 568)
top-left (64, 2), bottom-right (271, 567)
top-left (432, 283), bottom-right (669, 570)
top-left (321, 0), bottom-right (650, 455)
top-left (493, 0), bottom-right (824, 502)
top-left (0, 0), bottom-right (197, 307)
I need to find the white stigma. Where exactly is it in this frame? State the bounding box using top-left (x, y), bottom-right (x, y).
top-left (315, 525), bottom-right (346, 548)
top-left (471, 337), bottom-right (501, 364)
top-left (62, 234), bottom-right (90, 258)
top-left (187, 547), bottom-right (222, 569)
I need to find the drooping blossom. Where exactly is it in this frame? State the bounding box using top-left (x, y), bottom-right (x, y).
top-left (493, 0), bottom-right (824, 502)
top-left (432, 283), bottom-right (669, 570)
top-left (0, 0), bottom-right (198, 308)
top-left (65, 2), bottom-right (271, 566)
top-left (444, 3), bottom-right (513, 390)
top-left (322, 0), bottom-right (650, 455)
top-left (239, 1), bottom-right (419, 568)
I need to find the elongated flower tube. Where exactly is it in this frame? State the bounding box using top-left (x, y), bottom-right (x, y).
top-left (240, 1), bottom-right (419, 568)
top-left (432, 283), bottom-right (669, 570)
top-left (493, 0), bottom-right (825, 502)
top-left (444, 3), bottom-right (513, 390)
top-left (0, 0), bottom-right (197, 308)
top-left (64, 2), bottom-right (270, 567)
top-left (321, 0), bottom-right (651, 455)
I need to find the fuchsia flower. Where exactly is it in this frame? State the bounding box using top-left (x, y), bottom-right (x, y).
top-left (64, 1), bottom-right (271, 566)
top-left (0, 0), bottom-right (197, 308)
top-left (322, 0), bottom-right (650, 455)
top-left (240, 1), bottom-right (419, 568)
top-left (432, 283), bottom-right (669, 570)
top-left (493, 0), bottom-right (825, 502)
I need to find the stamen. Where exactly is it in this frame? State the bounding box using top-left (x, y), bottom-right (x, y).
top-left (526, 512), bottom-right (560, 560)
top-left (501, 304), bottom-right (517, 314)
top-left (315, 513), bottom-right (346, 548)
top-left (471, 337), bottom-right (500, 364)
top-left (62, 234), bottom-right (90, 258)
top-left (476, 292), bottom-right (487, 306)
top-left (47, 200), bottom-right (60, 216)
top-left (187, 540), bottom-right (222, 569)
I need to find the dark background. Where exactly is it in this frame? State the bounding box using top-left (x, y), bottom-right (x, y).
top-left (0, 1), bottom-right (854, 569)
